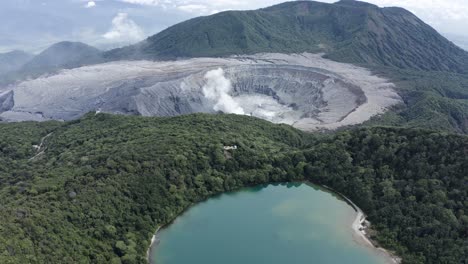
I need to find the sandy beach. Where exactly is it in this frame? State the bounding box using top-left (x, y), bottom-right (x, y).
top-left (342, 195), bottom-right (401, 264)
top-left (146, 226), bottom-right (161, 263)
top-left (319, 185), bottom-right (401, 264)
top-left (351, 207), bottom-right (401, 264)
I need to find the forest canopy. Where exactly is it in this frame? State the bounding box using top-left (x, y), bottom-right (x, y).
top-left (0, 113), bottom-right (466, 264)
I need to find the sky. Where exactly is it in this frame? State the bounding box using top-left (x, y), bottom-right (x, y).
top-left (1, 0), bottom-right (468, 53)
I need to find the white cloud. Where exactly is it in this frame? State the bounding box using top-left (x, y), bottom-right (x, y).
top-left (177, 4), bottom-right (210, 14)
top-left (85, 1), bottom-right (96, 8)
top-left (118, 0), bottom-right (286, 14)
top-left (120, 0), bottom-right (163, 6)
top-left (103, 13), bottom-right (145, 44)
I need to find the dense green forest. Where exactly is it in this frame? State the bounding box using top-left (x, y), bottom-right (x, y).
top-left (364, 68), bottom-right (468, 133)
top-left (0, 113), bottom-right (466, 263)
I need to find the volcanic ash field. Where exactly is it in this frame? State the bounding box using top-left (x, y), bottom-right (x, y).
top-left (0, 53), bottom-right (401, 131)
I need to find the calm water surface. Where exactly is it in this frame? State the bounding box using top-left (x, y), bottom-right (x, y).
top-left (151, 183), bottom-right (386, 264)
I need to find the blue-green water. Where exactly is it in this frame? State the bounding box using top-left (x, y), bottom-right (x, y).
top-left (151, 183), bottom-right (386, 264)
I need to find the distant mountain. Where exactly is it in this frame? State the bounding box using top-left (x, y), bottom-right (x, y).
top-left (443, 33), bottom-right (468, 51)
top-left (0, 41), bottom-right (104, 86)
top-left (105, 0), bottom-right (468, 73)
top-left (0, 50), bottom-right (33, 74)
top-left (19, 41), bottom-right (102, 75)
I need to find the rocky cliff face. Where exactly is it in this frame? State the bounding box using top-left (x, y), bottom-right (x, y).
top-left (0, 53), bottom-right (401, 131)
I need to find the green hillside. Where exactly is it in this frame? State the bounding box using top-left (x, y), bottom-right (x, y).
top-left (105, 0), bottom-right (468, 73)
top-left (0, 113), bottom-right (466, 263)
top-left (364, 68), bottom-right (468, 133)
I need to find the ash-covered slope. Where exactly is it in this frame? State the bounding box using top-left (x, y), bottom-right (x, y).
top-left (0, 53), bottom-right (400, 131)
top-left (105, 0), bottom-right (468, 73)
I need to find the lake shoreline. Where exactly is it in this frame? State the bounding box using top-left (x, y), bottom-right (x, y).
top-left (352, 208), bottom-right (402, 264)
top-left (146, 226), bottom-right (160, 263)
top-left (146, 182), bottom-right (402, 264)
top-left (321, 185), bottom-right (401, 264)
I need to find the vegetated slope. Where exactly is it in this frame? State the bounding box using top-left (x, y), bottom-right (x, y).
top-left (0, 50), bottom-right (33, 74)
top-left (0, 113), bottom-right (466, 264)
top-left (105, 0), bottom-right (468, 73)
top-left (364, 67), bottom-right (468, 133)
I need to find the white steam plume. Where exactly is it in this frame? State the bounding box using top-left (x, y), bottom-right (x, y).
top-left (102, 13), bottom-right (145, 44)
top-left (202, 68), bottom-right (245, 115)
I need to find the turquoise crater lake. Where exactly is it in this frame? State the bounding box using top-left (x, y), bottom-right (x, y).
top-left (150, 183), bottom-right (388, 264)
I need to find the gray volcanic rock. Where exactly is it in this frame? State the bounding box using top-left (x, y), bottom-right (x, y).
top-left (0, 53), bottom-right (401, 131)
top-left (225, 64), bottom-right (365, 126)
top-left (0, 91), bottom-right (14, 112)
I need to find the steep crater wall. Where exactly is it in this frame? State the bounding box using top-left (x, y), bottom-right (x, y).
top-left (133, 64), bottom-right (367, 127)
top-left (0, 53), bottom-right (401, 131)
top-left (225, 65), bottom-right (366, 126)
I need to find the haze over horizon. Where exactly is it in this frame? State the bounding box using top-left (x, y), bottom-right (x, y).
top-left (1, 0), bottom-right (468, 53)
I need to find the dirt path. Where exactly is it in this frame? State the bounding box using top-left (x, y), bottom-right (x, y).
top-left (29, 133), bottom-right (53, 161)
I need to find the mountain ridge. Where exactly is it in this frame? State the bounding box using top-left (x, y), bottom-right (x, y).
top-left (104, 0), bottom-right (468, 73)
top-left (0, 41), bottom-right (103, 86)
top-left (0, 50), bottom-right (33, 74)
top-left (19, 41), bottom-right (102, 74)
